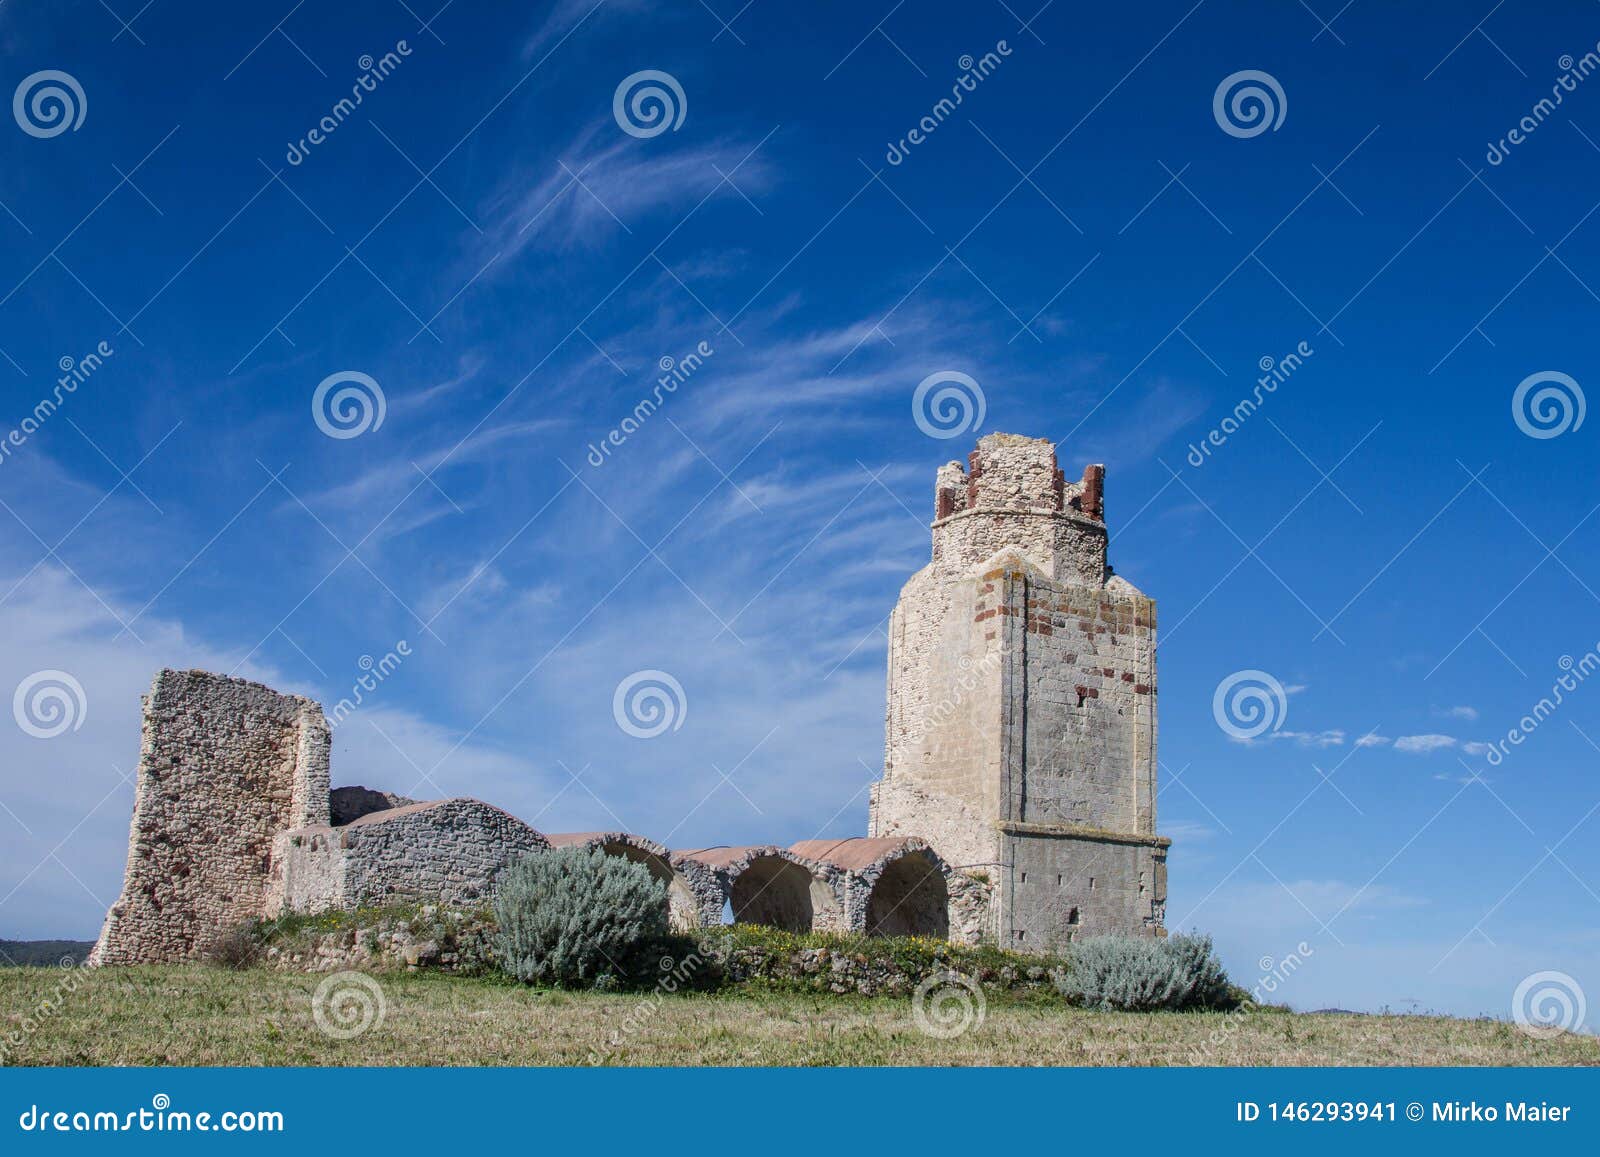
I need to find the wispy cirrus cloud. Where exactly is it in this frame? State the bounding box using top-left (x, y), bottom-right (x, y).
top-left (484, 130), bottom-right (776, 258)
top-left (520, 0), bottom-right (655, 60)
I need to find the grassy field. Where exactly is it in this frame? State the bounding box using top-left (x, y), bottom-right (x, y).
top-left (3, 965), bottom-right (1596, 1066)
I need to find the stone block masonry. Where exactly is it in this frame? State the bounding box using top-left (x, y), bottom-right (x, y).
top-left (89, 432), bottom-right (1167, 961)
top-left (872, 433), bottom-right (1168, 950)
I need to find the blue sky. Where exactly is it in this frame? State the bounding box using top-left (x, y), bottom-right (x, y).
top-left (1, 0), bottom-right (1597, 1024)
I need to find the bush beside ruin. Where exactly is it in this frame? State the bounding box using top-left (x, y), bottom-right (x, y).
top-left (495, 847), bottom-right (670, 987)
top-left (1059, 933), bottom-right (1234, 1011)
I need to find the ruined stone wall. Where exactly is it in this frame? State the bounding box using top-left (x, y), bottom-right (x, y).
top-left (90, 669), bottom-right (329, 964)
top-left (674, 846), bottom-right (848, 935)
top-left (329, 785), bottom-right (416, 826)
top-left (928, 433), bottom-right (1108, 584)
top-left (272, 799), bottom-right (549, 913)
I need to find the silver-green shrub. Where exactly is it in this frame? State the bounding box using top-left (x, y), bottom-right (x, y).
top-left (1061, 933), bottom-right (1231, 1011)
top-left (494, 847), bottom-right (667, 986)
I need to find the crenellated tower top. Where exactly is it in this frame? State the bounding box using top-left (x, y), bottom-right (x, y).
top-left (928, 433), bottom-right (1110, 586)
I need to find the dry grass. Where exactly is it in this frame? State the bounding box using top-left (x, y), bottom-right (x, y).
top-left (3, 965), bottom-right (1596, 1067)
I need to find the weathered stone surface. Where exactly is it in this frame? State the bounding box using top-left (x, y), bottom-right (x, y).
top-left (329, 785), bottom-right (416, 826)
top-left (872, 433), bottom-right (1169, 951)
top-left (708, 940), bottom-right (1066, 998)
top-left (790, 836), bottom-right (988, 942)
top-left (673, 846), bottom-right (847, 933)
top-left (90, 669), bottom-right (330, 965)
top-left (261, 906), bottom-right (499, 974)
top-left (272, 799), bottom-right (549, 912)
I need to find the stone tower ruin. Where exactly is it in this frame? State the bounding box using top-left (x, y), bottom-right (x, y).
top-left (870, 432), bottom-right (1168, 950)
top-left (89, 432), bottom-right (1165, 964)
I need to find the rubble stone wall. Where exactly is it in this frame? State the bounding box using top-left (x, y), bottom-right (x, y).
top-left (90, 669), bottom-right (330, 964)
top-left (273, 800), bottom-right (549, 913)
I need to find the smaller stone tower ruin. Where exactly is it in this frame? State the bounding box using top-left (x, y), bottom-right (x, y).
top-left (871, 432), bottom-right (1168, 950)
top-left (90, 669), bottom-right (331, 965)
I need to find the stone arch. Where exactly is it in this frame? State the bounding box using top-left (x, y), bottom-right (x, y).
top-left (864, 849), bottom-right (949, 938)
top-left (791, 837), bottom-right (954, 939)
top-left (674, 846), bottom-right (844, 933)
top-left (546, 832), bottom-right (705, 930)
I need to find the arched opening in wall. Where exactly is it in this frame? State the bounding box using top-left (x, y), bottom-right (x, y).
top-left (866, 851), bottom-right (950, 938)
top-left (729, 855), bottom-right (829, 933)
top-left (597, 840), bottom-right (701, 930)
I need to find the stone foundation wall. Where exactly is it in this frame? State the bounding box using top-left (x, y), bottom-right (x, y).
top-left (1000, 826), bottom-right (1168, 951)
top-left (90, 669), bottom-right (329, 964)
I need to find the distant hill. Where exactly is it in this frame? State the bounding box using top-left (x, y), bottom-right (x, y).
top-left (0, 940), bottom-right (95, 967)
